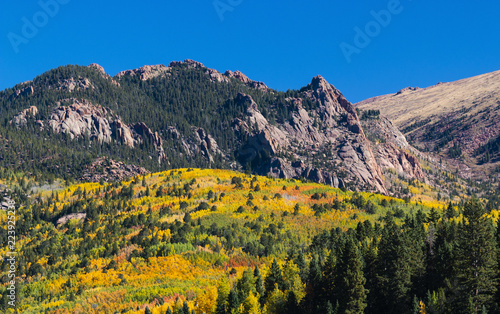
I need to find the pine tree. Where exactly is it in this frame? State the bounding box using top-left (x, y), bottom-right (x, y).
top-left (216, 276), bottom-right (230, 314)
top-left (227, 290), bottom-right (240, 313)
top-left (284, 291), bottom-right (300, 314)
top-left (305, 254), bottom-right (322, 308)
top-left (294, 250), bottom-right (308, 283)
top-left (182, 301), bottom-right (190, 314)
top-left (254, 266), bottom-right (264, 304)
top-left (457, 199), bottom-right (498, 312)
top-left (325, 300), bottom-right (334, 314)
top-left (375, 217), bottom-right (413, 313)
top-left (237, 268), bottom-right (256, 302)
top-left (412, 295), bottom-right (419, 314)
top-left (335, 236), bottom-right (367, 314)
top-left (445, 201), bottom-right (456, 218)
top-left (264, 259), bottom-right (283, 300)
top-left (321, 250), bottom-right (336, 304)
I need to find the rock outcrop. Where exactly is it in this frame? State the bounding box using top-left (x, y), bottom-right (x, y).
top-left (225, 70), bottom-right (268, 90)
top-left (232, 75), bottom-right (388, 193)
top-left (88, 63), bottom-right (120, 86)
top-left (166, 125), bottom-right (223, 163)
top-left (80, 157), bottom-right (149, 182)
top-left (14, 99), bottom-right (166, 163)
top-left (11, 106), bottom-right (38, 126)
top-left (194, 127), bottom-right (223, 162)
top-left (360, 117), bottom-right (426, 182)
top-left (115, 60), bottom-right (231, 84)
top-left (53, 77), bottom-right (94, 92)
top-left (9, 85), bottom-right (34, 100)
top-left (49, 100), bottom-right (114, 142)
top-left (116, 64), bottom-right (171, 81)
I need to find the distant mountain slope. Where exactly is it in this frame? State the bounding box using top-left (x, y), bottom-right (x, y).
top-left (356, 70), bottom-right (500, 180)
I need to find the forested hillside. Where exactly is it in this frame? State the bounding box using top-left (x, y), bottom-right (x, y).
top-left (1, 169), bottom-right (499, 313)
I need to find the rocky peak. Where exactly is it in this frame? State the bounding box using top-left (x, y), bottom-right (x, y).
top-left (225, 70), bottom-right (268, 90)
top-left (88, 63), bottom-right (120, 86)
top-left (235, 93), bottom-right (270, 132)
top-left (169, 59), bottom-right (205, 69)
top-left (310, 75), bottom-right (330, 90)
top-left (115, 64), bottom-right (170, 80)
top-left (305, 76), bottom-right (363, 134)
top-left (228, 86), bottom-right (389, 193)
top-left (88, 63), bottom-right (106, 75)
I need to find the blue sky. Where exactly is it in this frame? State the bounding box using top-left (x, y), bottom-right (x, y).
top-left (1, 0), bottom-right (499, 103)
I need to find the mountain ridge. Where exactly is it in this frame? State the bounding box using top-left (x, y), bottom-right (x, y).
top-left (356, 69), bottom-right (500, 181)
top-left (0, 59), bottom-right (451, 197)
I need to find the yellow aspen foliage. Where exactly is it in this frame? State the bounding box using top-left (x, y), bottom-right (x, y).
top-left (195, 285), bottom-right (218, 314)
top-left (419, 300), bottom-right (426, 313)
top-left (264, 284), bottom-right (286, 314)
top-left (242, 291), bottom-right (261, 314)
top-left (281, 260), bottom-right (305, 302)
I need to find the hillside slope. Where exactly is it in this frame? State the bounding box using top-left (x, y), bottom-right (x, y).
top-left (356, 70), bottom-right (500, 180)
top-left (1, 168), bottom-right (443, 313)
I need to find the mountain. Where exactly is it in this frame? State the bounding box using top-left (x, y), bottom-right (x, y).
top-left (356, 70), bottom-right (500, 181)
top-left (0, 59), bottom-right (428, 194)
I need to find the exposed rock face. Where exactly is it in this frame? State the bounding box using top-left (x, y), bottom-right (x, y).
top-left (14, 99), bottom-right (166, 163)
top-left (360, 117), bottom-right (426, 181)
top-left (170, 59), bottom-right (230, 83)
top-left (54, 77), bottom-right (94, 92)
top-left (115, 60), bottom-right (231, 84)
top-left (233, 93), bottom-right (289, 164)
top-left (80, 157), bottom-right (149, 182)
top-left (57, 213), bottom-right (86, 225)
top-left (232, 76), bottom-right (388, 193)
top-left (129, 123), bottom-right (166, 163)
top-left (194, 127), bottom-right (222, 162)
top-left (88, 63), bottom-right (120, 87)
top-left (166, 125), bottom-right (223, 163)
top-left (88, 63), bottom-right (105, 75)
top-left (11, 106), bottom-right (38, 126)
top-left (362, 117), bottom-right (409, 148)
top-left (372, 143), bottom-right (425, 180)
top-left (10, 85), bottom-right (34, 100)
top-left (49, 99), bottom-right (114, 142)
top-left (225, 70), bottom-right (268, 90)
top-left (115, 64), bottom-right (171, 80)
